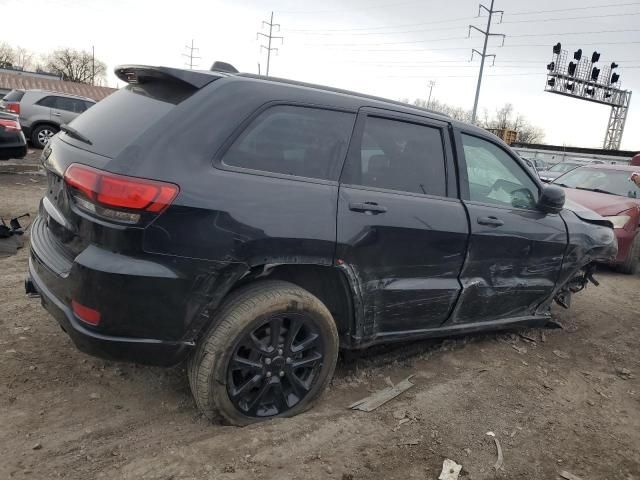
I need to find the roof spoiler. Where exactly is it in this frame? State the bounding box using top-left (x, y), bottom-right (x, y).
top-left (210, 61), bottom-right (239, 73)
top-left (114, 65), bottom-right (221, 89)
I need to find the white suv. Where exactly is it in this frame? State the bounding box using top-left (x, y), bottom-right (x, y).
top-left (0, 89), bottom-right (95, 148)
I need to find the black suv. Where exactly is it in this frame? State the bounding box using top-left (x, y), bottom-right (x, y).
top-left (26, 64), bottom-right (616, 425)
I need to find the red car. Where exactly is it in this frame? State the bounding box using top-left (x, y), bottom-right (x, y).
top-left (554, 164), bottom-right (640, 274)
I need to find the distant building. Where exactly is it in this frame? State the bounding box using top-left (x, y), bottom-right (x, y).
top-left (486, 128), bottom-right (518, 145)
top-left (0, 68), bottom-right (116, 101)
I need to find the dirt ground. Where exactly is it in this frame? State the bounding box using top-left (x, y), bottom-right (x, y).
top-left (1, 172), bottom-right (639, 480)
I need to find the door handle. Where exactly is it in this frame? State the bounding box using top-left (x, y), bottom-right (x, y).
top-left (52, 112), bottom-right (61, 116)
top-left (477, 216), bottom-right (504, 227)
top-left (349, 202), bottom-right (387, 214)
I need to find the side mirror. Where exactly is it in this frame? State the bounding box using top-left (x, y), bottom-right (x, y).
top-left (537, 185), bottom-right (565, 214)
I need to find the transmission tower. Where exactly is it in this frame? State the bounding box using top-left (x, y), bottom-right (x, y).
top-left (183, 40), bottom-right (200, 70)
top-left (257, 12), bottom-right (283, 76)
top-left (469, 0), bottom-right (505, 124)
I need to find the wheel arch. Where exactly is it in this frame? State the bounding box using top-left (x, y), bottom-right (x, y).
top-left (194, 262), bottom-right (359, 348)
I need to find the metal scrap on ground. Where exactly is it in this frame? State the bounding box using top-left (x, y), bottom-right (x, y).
top-left (486, 431), bottom-right (504, 470)
top-left (438, 458), bottom-right (462, 480)
top-left (559, 470), bottom-right (584, 480)
top-left (349, 376), bottom-right (414, 412)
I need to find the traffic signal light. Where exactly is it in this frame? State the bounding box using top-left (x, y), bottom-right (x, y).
top-left (574, 49), bottom-right (582, 61)
top-left (586, 87), bottom-right (595, 96)
top-left (565, 82), bottom-right (575, 92)
top-left (591, 67), bottom-right (600, 81)
top-left (553, 43), bottom-right (562, 55)
top-left (591, 51), bottom-right (600, 63)
top-left (547, 78), bottom-right (556, 87)
top-left (611, 72), bottom-right (620, 84)
top-left (611, 62), bottom-right (618, 69)
top-left (568, 62), bottom-right (577, 76)
top-left (547, 62), bottom-right (555, 71)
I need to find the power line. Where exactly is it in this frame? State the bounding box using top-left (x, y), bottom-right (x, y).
top-left (285, 23), bottom-right (468, 37)
top-left (502, 11), bottom-right (640, 24)
top-left (510, 28), bottom-right (640, 38)
top-left (277, 0), bottom-right (423, 15)
top-left (257, 12), bottom-right (283, 76)
top-left (182, 40), bottom-right (200, 70)
top-left (469, 0), bottom-right (505, 123)
top-left (509, 1), bottom-right (640, 16)
top-left (285, 16), bottom-right (472, 33)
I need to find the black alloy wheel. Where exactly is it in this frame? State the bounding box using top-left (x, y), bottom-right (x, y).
top-left (227, 313), bottom-right (324, 418)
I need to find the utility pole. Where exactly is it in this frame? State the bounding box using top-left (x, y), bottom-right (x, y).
top-left (257, 12), bottom-right (283, 76)
top-left (182, 40), bottom-right (200, 70)
top-left (427, 80), bottom-right (436, 109)
top-left (469, 0), bottom-right (505, 124)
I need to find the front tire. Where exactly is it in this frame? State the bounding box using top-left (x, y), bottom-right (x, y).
top-left (188, 280), bottom-right (339, 426)
top-left (616, 234), bottom-right (640, 275)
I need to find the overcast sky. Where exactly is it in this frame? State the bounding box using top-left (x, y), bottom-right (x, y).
top-left (4, 0), bottom-right (640, 150)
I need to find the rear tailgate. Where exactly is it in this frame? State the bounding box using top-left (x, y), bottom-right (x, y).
top-left (39, 66), bottom-right (224, 263)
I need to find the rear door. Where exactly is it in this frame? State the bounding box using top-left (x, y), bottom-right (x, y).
top-left (51, 96), bottom-right (83, 124)
top-left (336, 108), bottom-right (468, 337)
top-left (451, 131), bottom-right (567, 324)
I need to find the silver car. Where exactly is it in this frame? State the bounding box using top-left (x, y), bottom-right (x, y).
top-left (0, 89), bottom-right (95, 148)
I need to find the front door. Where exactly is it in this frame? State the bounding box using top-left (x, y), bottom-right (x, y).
top-left (336, 109), bottom-right (469, 337)
top-left (451, 132), bottom-right (567, 324)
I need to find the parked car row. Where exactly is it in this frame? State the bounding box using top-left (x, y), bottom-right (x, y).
top-left (0, 110), bottom-right (27, 160)
top-left (0, 88), bottom-right (95, 149)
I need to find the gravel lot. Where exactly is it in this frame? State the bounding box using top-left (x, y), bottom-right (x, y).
top-left (1, 172), bottom-right (639, 480)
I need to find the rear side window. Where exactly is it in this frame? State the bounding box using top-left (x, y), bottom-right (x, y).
top-left (36, 96), bottom-right (57, 108)
top-left (222, 105), bottom-right (355, 181)
top-left (341, 116), bottom-right (447, 196)
top-left (3, 90), bottom-right (25, 102)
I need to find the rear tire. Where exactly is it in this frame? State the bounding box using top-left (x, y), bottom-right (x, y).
top-left (616, 234), bottom-right (640, 275)
top-left (188, 280), bottom-right (339, 426)
top-left (31, 124), bottom-right (58, 149)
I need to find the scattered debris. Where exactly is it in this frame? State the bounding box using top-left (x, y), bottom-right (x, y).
top-left (464, 448), bottom-right (472, 456)
top-left (486, 432), bottom-right (503, 470)
top-left (398, 438), bottom-right (420, 446)
top-left (519, 333), bottom-right (537, 344)
top-left (392, 409), bottom-right (407, 420)
top-left (32, 443), bottom-right (42, 450)
top-left (350, 376), bottom-right (414, 412)
top-left (540, 332), bottom-right (547, 342)
top-left (616, 367), bottom-right (633, 380)
top-left (553, 350), bottom-right (570, 360)
top-left (559, 470), bottom-right (584, 480)
top-left (89, 393), bottom-right (101, 400)
top-left (438, 459), bottom-right (462, 480)
top-left (512, 345), bottom-right (527, 354)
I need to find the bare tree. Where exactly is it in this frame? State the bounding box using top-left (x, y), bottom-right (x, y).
top-left (493, 103), bottom-right (514, 130)
top-left (14, 46), bottom-right (34, 70)
top-left (0, 42), bottom-right (15, 68)
top-left (517, 125), bottom-right (545, 143)
top-left (45, 48), bottom-right (106, 84)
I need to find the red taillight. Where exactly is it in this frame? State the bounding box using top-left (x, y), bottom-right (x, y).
top-left (0, 119), bottom-right (21, 132)
top-left (72, 300), bottom-right (101, 326)
top-left (6, 102), bottom-right (20, 115)
top-left (64, 164), bottom-right (179, 217)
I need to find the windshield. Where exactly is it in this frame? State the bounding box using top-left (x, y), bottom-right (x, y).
top-left (548, 162), bottom-right (579, 173)
top-left (554, 167), bottom-right (640, 198)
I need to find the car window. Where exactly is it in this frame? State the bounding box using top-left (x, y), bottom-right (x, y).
top-left (462, 134), bottom-right (539, 209)
top-left (36, 96), bottom-right (57, 108)
top-left (53, 96), bottom-right (86, 113)
top-left (554, 167), bottom-right (640, 198)
top-left (222, 105), bottom-right (355, 181)
top-left (3, 90), bottom-right (25, 102)
top-left (83, 101), bottom-right (95, 111)
top-left (341, 116), bottom-right (447, 196)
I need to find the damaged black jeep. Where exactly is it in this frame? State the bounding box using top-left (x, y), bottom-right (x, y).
top-left (26, 64), bottom-right (617, 425)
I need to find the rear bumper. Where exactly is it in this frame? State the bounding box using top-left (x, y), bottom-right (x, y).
top-left (28, 256), bottom-right (193, 366)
